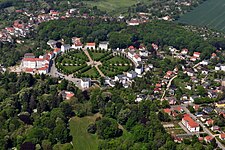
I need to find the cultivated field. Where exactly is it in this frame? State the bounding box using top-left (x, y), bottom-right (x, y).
top-left (177, 0), bottom-right (225, 32)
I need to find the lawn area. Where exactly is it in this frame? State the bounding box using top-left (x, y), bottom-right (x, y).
top-left (90, 52), bottom-right (107, 61)
top-left (63, 66), bottom-right (81, 72)
top-left (177, 0), bottom-right (225, 32)
top-left (82, 67), bottom-right (99, 77)
top-left (107, 56), bottom-right (127, 64)
top-left (83, 0), bottom-right (151, 15)
top-left (69, 114), bottom-right (101, 150)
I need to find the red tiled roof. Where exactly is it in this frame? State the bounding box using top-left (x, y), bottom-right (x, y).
top-left (134, 54), bottom-right (140, 59)
top-left (164, 108), bottom-right (171, 114)
top-left (220, 134), bottom-right (225, 139)
top-left (206, 119), bottom-right (214, 125)
top-left (205, 135), bottom-right (213, 141)
top-left (23, 58), bottom-right (44, 62)
top-left (25, 68), bottom-right (33, 72)
top-left (183, 114), bottom-right (199, 128)
top-left (54, 48), bottom-right (61, 53)
top-left (86, 43), bottom-right (95, 46)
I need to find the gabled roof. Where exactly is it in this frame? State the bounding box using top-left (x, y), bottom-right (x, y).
top-left (86, 43), bottom-right (95, 46)
top-left (183, 114), bottom-right (199, 128)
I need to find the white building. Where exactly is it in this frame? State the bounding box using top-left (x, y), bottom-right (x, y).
top-left (99, 41), bottom-right (109, 50)
top-left (135, 66), bottom-right (143, 75)
top-left (85, 43), bottom-right (95, 49)
top-left (139, 50), bottom-right (148, 57)
top-left (182, 114), bottom-right (200, 132)
top-left (80, 78), bottom-right (91, 89)
top-left (61, 44), bottom-right (70, 53)
top-left (127, 71), bottom-right (137, 79)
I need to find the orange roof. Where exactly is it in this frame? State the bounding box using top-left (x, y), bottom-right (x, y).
top-left (174, 106), bottom-right (182, 112)
top-left (183, 114), bottom-right (199, 128)
top-left (54, 48), bottom-right (61, 53)
top-left (163, 108), bottom-right (171, 114)
top-left (134, 54), bottom-right (140, 59)
top-left (86, 43), bottom-right (95, 46)
top-left (23, 58), bottom-right (44, 62)
top-left (205, 135), bottom-right (213, 141)
top-left (194, 52), bottom-right (201, 56)
top-left (155, 83), bottom-right (161, 88)
top-left (25, 68), bottom-right (33, 72)
top-left (211, 53), bottom-right (217, 57)
top-left (206, 119), bottom-right (214, 125)
top-left (220, 134), bottom-right (225, 139)
top-left (38, 67), bottom-right (48, 71)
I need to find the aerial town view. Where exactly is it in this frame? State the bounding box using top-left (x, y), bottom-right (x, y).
top-left (0, 0), bottom-right (225, 150)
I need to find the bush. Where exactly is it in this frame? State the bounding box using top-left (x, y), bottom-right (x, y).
top-left (87, 123), bottom-right (97, 134)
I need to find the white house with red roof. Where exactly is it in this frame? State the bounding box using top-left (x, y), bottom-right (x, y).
top-left (219, 134), bottom-right (225, 140)
top-left (181, 48), bottom-right (188, 55)
top-left (204, 136), bottom-right (214, 143)
top-left (182, 114), bottom-right (199, 132)
top-left (127, 19), bottom-right (140, 26)
top-left (71, 37), bottom-right (83, 49)
top-left (193, 52), bottom-right (201, 58)
top-left (85, 43), bottom-right (96, 49)
top-left (133, 54), bottom-right (141, 64)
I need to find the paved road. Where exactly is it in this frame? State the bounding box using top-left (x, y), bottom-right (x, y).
top-left (161, 75), bottom-right (178, 100)
top-left (48, 58), bottom-right (82, 88)
top-left (182, 106), bottom-right (225, 150)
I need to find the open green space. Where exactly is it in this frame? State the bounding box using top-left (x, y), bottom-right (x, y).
top-left (81, 67), bottom-right (99, 78)
top-left (107, 56), bottom-right (129, 64)
top-left (83, 0), bottom-right (151, 14)
top-left (69, 115), bottom-right (100, 150)
top-left (177, 0), bottom-right (225, 32)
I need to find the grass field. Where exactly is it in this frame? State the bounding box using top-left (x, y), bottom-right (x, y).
top-left (84, 0), bottom-right (151, 14)
top-left (177, 0), bottom-right (225, 32)
top-left (82, 67), bottom-right (99, 77)
top-left (69, 114), bottom-right (101, 150)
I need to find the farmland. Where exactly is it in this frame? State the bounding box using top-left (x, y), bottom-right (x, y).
top-left (177, 0), bottom-right (225, 32)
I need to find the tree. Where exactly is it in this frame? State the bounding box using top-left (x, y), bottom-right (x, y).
top-left (96, 117), bottom-right (122, 139)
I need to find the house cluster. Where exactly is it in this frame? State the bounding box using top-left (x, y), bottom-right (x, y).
top-left (71, 37), bottom-right (109, 50)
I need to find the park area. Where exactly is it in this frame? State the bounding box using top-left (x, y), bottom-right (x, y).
top-left (69, 114), bottom-right (101, 150)
top-left (56, 49), bottom-right (133, 78)
top-left (177, 0), bottom-right (225, 32)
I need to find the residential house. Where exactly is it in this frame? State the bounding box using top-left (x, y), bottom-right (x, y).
top-left (53, 48), bottom-right (61, 55)
top-left (99, 41), bottom-right (109, 50)
top-left (135, 66), bottom-right (143, 75)
top-left (219, 134), bottom-right (225, 140)
top-left (61, 44), bottom-right (70, 53)
top-left (127, 19), bottom-right (140, 26)
top-left (163, 108), bottom-right (172, 115)
top-left (206, 119), bottom-right (214, 126)
top-left (133, 54), bottom-right (141, 64)
top-left (139, 50), bottom-right (148, 57)
top-left (182, 114), bottom-right (200, 132)
top-left (221, 64), bottom-right (225, 71)
top-left (193, 52), bottom-right (201, 58)
top-left (203, 107), bottom-right (213, 114)
top-left (211, 126), bottom-right (220, 132)
top-left (204, 136), bottom-right (214, 143)
top-left (85, 43), bottom-right (95, 49)
top-left (186, 68), bottom-right (194, 77)
top-left (80, 78), bottom-right (91, 89)
top-left (61, 91), bottom-right (75, 100)
top-left (127, 71), bottom-right (137, 79)
top-left (71, 37), bottom-right (83, 49)
top-left (181, 48), bottom-right (188, 55)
